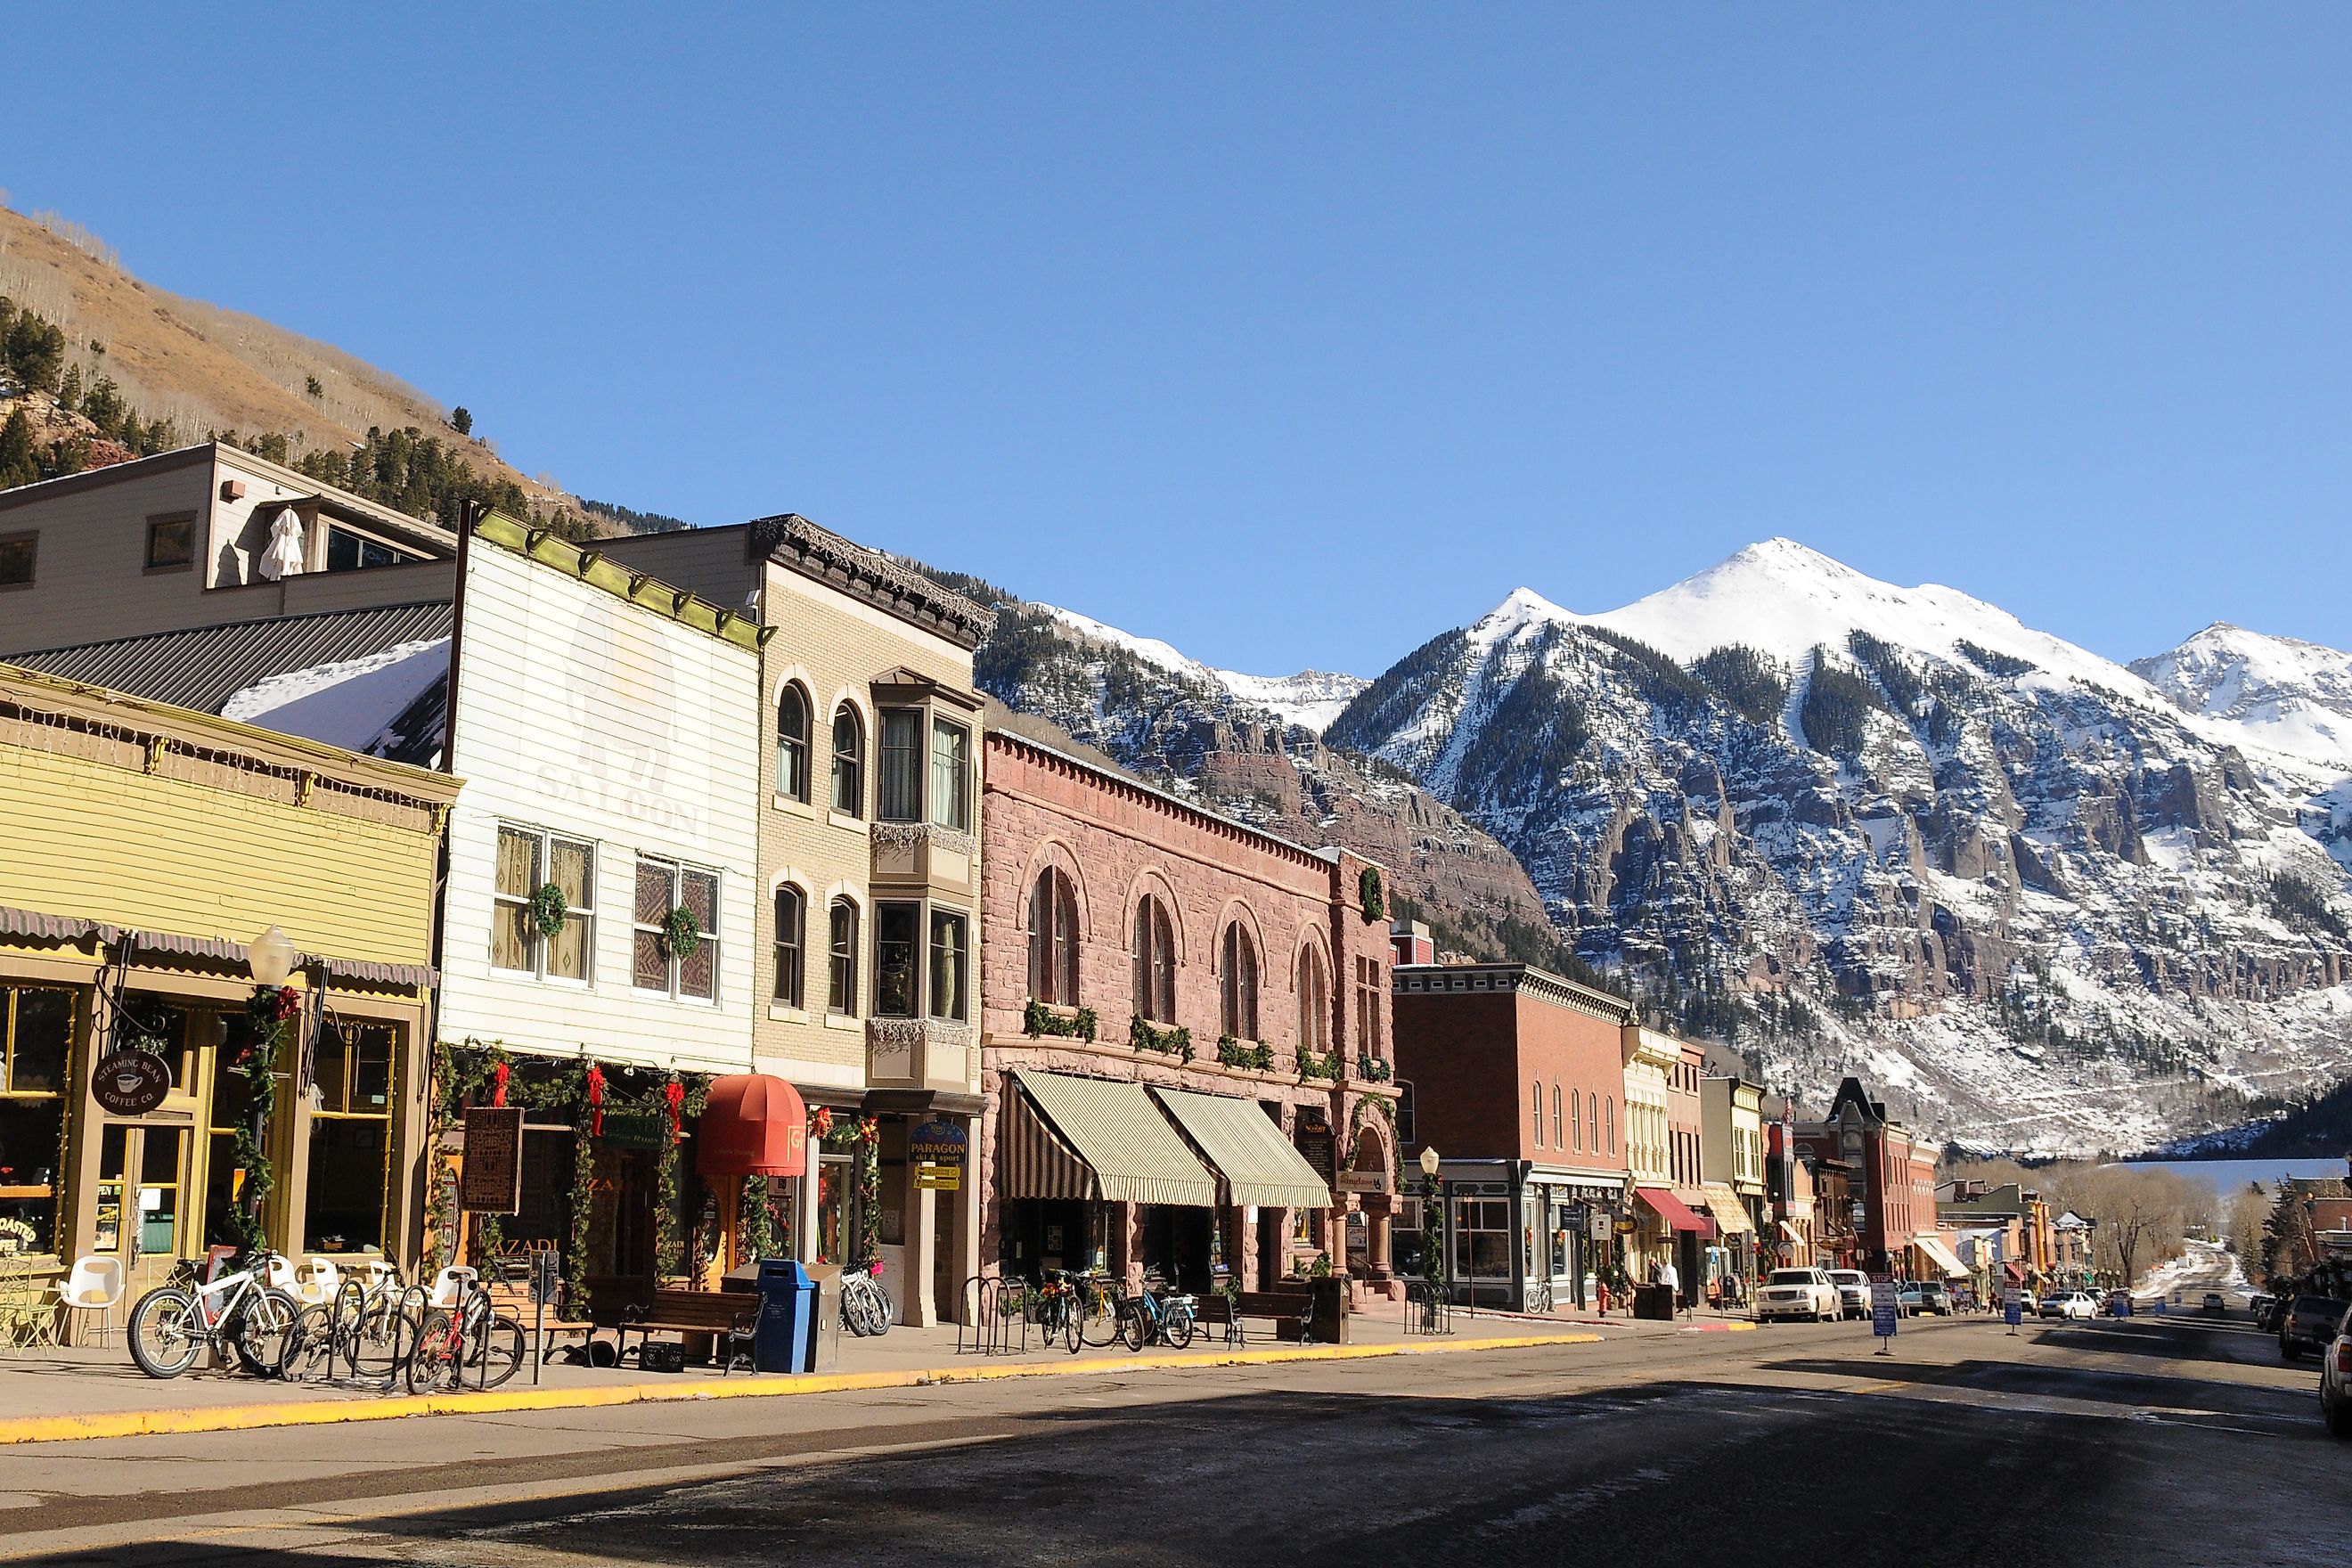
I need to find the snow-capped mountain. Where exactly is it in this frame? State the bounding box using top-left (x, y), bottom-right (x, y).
top-left (1327, 541), bottom-right (2352, 1154)
top-left (2131, 623), bottom-right (2352, 780)
top-left (1038, 606), bottom-right (1367, 734)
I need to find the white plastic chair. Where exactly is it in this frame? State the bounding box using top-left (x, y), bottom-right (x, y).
top-left (265, 1254), bottom-right (300, 1294)
top-left (294, 1257), bottom-right (342, 1306)
top-left (60, 1257), bottom-right (123, 1348)
top-left (427, 1266), bottom-right (477, 1311)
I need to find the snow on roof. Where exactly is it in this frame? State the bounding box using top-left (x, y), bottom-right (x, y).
top-left (220, 637), bottom-right (450, 756)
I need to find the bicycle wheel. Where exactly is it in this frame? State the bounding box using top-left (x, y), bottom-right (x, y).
top-left (127, 1287), bottom-right (204, 1379)
top-left (1060, 1301), bottom-right (1085, 1355)
top-left (1163, 1300), bottom-right (1196, 1350)
top-left (470, 1314), bottom-right (527, 1389)
top-left (407, 1308), bottom-right (460, 1394)
top-left (233, 1287), bottom-right (304, 1378)
top-left (848, 1276), bottom-right (890, 1337)
top-left (284, 1303), bottom-right (337, 1382)
top-left (349, 1294), bottom-right (416, 1383)
top-left (1079, 1286), bottom-right (1119, 1347)
top-left (1115, 1301), bottom-right (1147, 1352)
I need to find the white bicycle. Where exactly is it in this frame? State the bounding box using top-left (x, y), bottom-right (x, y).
top-left (127, 1250), bottom-right (304, 1379)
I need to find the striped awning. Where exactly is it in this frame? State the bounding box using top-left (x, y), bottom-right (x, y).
top-left (1913, 1234), bottom-right (1971, 1279)
top-left (1701, 1183), bottom-right (1755, 1236)
top-left (1150, 1087), bottom-right (1331, 1211)
top-left (1000, 1071), bottom-right (1217, 1208)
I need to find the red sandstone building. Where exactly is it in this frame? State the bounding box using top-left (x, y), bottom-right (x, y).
top-left (976, 726), bottom-right (1401, 1297)
top-left (1795, 1077), bottom-right (1930, 1278)
top-left (1390, 962), bottom-right (1635, 1311)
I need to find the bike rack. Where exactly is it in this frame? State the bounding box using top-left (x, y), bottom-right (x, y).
top-left (957, 1274), bottom-right (1031, 1356)
top-left (1405, 1278), bottom-right (1454, 1336)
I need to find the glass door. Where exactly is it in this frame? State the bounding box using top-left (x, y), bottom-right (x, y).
top-left (94, 1123), bottom-right (192, 1293)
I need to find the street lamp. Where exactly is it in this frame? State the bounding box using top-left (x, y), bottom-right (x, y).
top-left (248, 926), bottom-right (296, 988)
top-left (1417, 1147), bottom-right (1445, 1320)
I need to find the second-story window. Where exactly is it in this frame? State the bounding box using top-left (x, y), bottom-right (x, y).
top-left (828, 897), bottom-right (860, 1015)
top-left (1029, 868), bottom-right (1079, 1004)
top-left (830, 704), bottom-right (863, 816)
top-left (773, 885), bottom-right (806, 1007)
top-left (879, 708), bottom-right (923, 821)
top-left (1131, 894), bottom-right (1177, 1024)
top-left (776, 684), bottom-right (813, 803)
top-left (1353, 954), bottom-right (1383, 1055)
top-left (928, 910), bottom-right (968, 1022)
top-left (633, 858), bottom-right (718, 1001)
top-left (493, 825), bottom-right (593, 982)
top-left (930, 717), bottom-right (970, 831)
top-left (1218, 922), bottom-right (1258, 1039)
top-left (1531, 1082), bottom-right (1543, 1146)
top-left (1296, 947), bottom-right (1328, 1054)
top-left (1554, 1086), bottom-right (1564, 1151)
top-left (874, 902), bottom-right (920, 1017)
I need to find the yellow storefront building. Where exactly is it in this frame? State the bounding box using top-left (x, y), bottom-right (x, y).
top-left (0, 665), bottom-right (457, 1317)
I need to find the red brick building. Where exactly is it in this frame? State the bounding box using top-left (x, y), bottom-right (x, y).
top-left (1795, 1077), bottom-right (1926, 1278)
top-left (1665, 1041), bottom-right (1709, 1294)
top-left (1391, 963), bottom-right (1635, 1311)
top-left (977, 727), bottom-right (1402, 1298)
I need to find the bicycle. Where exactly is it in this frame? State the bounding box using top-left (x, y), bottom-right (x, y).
top-left (1524, 1277), bottom-right (1555, 1315)
top-left (839, 1267), bottom-right (894, 1337)
top-left (288, 1262), bottom-right (412, 1384)
top-left (404, 1267), bottom-right (526, 1393)
top-left (1034, 1270), bottom-right (1089, 1355)
top-left (127, 1250), bottom-right (303, 1380)
top-left (1072, 1270), bottom-right (1121, 1348)
top-left (1115, 1269), bottom-right (1197, 1352)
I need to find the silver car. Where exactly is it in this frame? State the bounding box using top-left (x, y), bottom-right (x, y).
top-left (2321, 1302), bottom-right (2352, 1439)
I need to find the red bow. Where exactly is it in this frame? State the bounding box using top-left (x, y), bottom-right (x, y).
top-left (491, 1061), bottom-right (510, 1109)
top-left (274, 985), bottom-right (302, 1023)
top-left (664, 1078), bottom-right (685, 1140)
top-left (585, 1064), bottom-right (606, 1138)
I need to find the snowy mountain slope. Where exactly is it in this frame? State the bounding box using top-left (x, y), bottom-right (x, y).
top-left (1038, 605), bottom-right (1367, 734)
top-left (1327, 541), bottom-right (2352, 1154)
top-left (2131, 623), bottom-right (2352, 778)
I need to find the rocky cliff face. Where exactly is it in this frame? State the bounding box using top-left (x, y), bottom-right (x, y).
top-left (1327, 543), bottom-right (2352, 1154)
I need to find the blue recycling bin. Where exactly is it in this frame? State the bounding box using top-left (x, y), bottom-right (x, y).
top-left (754, 1258), bottom-right (817, 1374)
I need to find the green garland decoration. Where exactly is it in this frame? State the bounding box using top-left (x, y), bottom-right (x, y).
top-left (739, 1176), bottom-right (781, 1262)
top-left (1215, 1033), bottom-right (1275, 1071)
top-left (566, 1063), bottom-right (596, 1310)
top-left (1129, 1015), bottom-right (1193, 1061)
top-left (225, 985), bottom-right (298, 1254)
top-left (1355, 1053), bottom-right (1393, 1082)
top-left (658, 905), bottom-right (701, 958)
top-left (530, 882), bottom-right (568, 938)
top-left (817, 1114), bottom-right (884, 1272)
top-left (1359, 866), bottom-right (1386, 924)
top-left (1023, 998), bottom-right (1099, 1041)
top-left (1296, 1044), bottom-right (1341, 1082)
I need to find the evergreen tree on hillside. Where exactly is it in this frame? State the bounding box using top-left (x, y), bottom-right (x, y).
top-left (0, 407), bottom-right (38, 489)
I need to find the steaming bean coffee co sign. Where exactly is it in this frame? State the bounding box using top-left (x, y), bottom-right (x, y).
top-left (93, 1048), bottom-right (173, 1116)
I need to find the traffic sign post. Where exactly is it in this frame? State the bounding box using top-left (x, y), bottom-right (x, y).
top-left (1870, 1273), bottom-right (1899, 1354)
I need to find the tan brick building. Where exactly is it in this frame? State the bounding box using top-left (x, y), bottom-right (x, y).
top-left (977, 727), bottom-right (1402, 1298)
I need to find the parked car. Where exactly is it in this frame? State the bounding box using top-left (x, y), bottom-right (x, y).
top-left (2320, 1303), bottom-right (2352, 1440)
top-left (1757, 1268), bottom-right (1842, 1322)
top-left (2250, 1293), bottom-right (2278, 1330)
top-left (1898, 1281), bottom-right (1953, 1316)
top-left (2201, 1292), bottom-right (2226, 1317)
top-left (2039, 1291), bottom-right (2098, 1320)
top-left (1825, 1269), bottom-right (1871, 1320)
top-left (2280, 1294), bottom-right (2348, 1360)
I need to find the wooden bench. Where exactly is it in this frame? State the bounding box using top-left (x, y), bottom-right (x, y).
top-left (1194, 1288), bottom-right (1316, 1346)
top-left (617, 1288), bottom-right (758, 1373)
top-left (484, 1275), bottom-right (600, 1365)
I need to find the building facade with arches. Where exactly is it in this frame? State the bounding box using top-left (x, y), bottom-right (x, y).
top-left (976, 726), bottom-right (1402, 1300)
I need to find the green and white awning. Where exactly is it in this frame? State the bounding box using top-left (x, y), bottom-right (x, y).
top-left (1151, 1087), bottom-right (1332, 1211)
top-left (1000, 1070), bottom-right (1217, 1208)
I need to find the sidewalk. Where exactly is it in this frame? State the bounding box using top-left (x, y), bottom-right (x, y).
top-left (0, 1297), bottom-right (1692, 1444)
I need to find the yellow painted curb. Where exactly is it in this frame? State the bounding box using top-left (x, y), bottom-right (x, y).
top-left (0, 1331), bottom-right (1604, 1448)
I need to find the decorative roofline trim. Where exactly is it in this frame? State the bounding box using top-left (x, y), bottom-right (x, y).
top-left (1390, 961), bottom-right (1635, 1022)
top-left (752, 513), bottom-right (996, 649)
top-left (472, 510), bottom-right (762, 651)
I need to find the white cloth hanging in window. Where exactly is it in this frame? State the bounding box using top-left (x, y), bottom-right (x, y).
top-left (257, 505), bottom-right (306, 581)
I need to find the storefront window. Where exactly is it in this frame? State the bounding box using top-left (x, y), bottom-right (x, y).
top-left (1450, 1196), bottom-right (1510, 1280)
top-left (115, 992), bottom-right (197, 1094)
top-left (204, 1013), bottom-right (261, 1248)
top-left (813, 1156), bottom-right (851, 1264)
top-left (304, 1021), bottom-right (396, 1253)
top-left (0, 985), bottom-right (71, 1252)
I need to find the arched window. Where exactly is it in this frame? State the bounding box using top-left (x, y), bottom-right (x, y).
top-left (1218, 921), bottom-right (1258, 1039)
top-left (1029, 867), bottom-right (1079, 1004)
top-left (1296, 946), bottom-right (1329, 1054)
top-left (830, 704), bottom-right (863, 816)
top-left (827, 897), bottom-right (859, 1015)
top-left (772, 884), bottom-right (806, 1007)
top-left (1569, 1086), bottom-right (1580, 1151)
top-left (1531, 1082), bottom-right (1543, 1145)
top-left (1131, 894), bottom-right (1176, 1024)
top-left (776, 683), bottom-right (812, 802)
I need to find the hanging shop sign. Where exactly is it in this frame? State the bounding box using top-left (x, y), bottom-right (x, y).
top-left (92, 1048), bottom-right (173, 1116)
top-left (461, 1107), bottom-right (526, 1214)
top-left (911, 1119), bottom-right (968, 1192)
top-left (1295, 1109), bottom-right (1335, 1183)
top-left (599, 1106), bottom-right (668, 1149)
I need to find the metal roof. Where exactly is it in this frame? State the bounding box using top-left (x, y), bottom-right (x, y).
top-left (11, 600), bottom-right (453, 716)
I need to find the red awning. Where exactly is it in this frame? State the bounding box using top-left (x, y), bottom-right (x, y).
top-left (1635, 1187), bottom-right (1716, 1238)
top-left (696, 1074), bottom-right (809, 1178)
top-left (2002, 1261), bottom-right (2025, 1284)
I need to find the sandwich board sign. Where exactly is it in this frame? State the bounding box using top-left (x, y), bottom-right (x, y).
top-left (1870, 1273), bottom-right (1899, 1343)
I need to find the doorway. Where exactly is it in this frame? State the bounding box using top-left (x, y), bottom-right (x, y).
top-left (94, 1121), bottom-right (192, 1294)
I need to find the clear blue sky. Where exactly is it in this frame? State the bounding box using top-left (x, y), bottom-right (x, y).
top-left (7, 5), bottom-right (2347, 677)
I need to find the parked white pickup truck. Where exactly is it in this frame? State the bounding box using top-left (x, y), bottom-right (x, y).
top-left (1757, 1268), bottom-right (1842, 1323)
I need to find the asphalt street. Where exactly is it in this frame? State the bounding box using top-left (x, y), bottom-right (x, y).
top-left (3, 1308), bottom-right (2340, 1567)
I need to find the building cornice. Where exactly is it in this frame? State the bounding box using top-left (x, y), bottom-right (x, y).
top-left (1390, 961), bottom-right (1633, 1024)
top-left (752, 513), bottom-right (995, 649)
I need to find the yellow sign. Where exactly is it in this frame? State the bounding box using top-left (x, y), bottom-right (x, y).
top-left (915, 1164), bottom-right (961, 1191)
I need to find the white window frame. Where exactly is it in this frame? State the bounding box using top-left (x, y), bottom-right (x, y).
top-left (492, 823), bottom-right (596, 986)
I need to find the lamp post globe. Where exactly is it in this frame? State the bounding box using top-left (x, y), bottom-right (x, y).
top-left (249, 926), bottom-right (297, 989)
top-left (1418, 1146), bottom-right (1441, 1180)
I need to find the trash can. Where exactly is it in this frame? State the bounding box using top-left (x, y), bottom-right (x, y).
top-left (1633, 1283), bottom-right (1677, 1321)
top-left (753, 1258), bottom-right (816, 1374)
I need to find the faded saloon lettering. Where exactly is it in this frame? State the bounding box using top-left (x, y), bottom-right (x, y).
top-left (532, 599), bottom-right (708, 837)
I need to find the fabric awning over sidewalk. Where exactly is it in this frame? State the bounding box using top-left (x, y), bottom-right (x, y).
top-left (1700, 1184), bottom-right (1754, 1236)
top-left (1912, 1234), bottom-right (1971, 1279)
top-left (1777, 1221), bottom-right (1806, 1244)
top-left (1149, 1087), bottom-right (1331, 1210)
top-left (1634, 1187), bottom-right (1714, 1237)
top-left (1000, 1070), bottom-right (1217, 1207)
